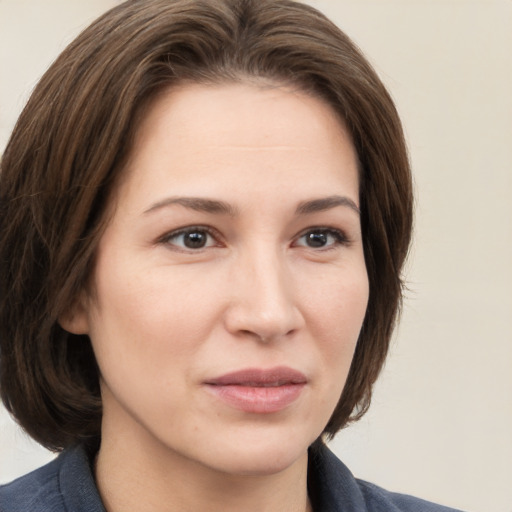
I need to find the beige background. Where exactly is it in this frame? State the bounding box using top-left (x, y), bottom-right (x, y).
top-left (1, 1), bottom-right (511, 511)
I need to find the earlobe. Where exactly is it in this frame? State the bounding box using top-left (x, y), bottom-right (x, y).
top-left (58, 296), bottom-right (90, 335)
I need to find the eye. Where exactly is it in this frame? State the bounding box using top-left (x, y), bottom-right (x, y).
top-left (294, 228), bottom-right (348, 249)
top-left (161, 227), bottom-right (218, 250)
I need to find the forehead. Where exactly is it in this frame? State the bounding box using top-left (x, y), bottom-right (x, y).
top-left (116, 81), bottom-right (359, 212)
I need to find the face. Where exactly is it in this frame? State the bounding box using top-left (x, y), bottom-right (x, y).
top-left (69, 82), bottom-right (369, 477)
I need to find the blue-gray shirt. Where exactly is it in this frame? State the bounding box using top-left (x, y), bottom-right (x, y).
top-left (0, 443), bottom-right (465, 511)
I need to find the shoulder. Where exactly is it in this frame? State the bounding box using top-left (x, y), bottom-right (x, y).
top-left (308, 441), bottom-right (466, 512)
top-left (356, 479), bottom-right (465, 512)
top-left (0, 446), bottom-right (104, 512)
top-left (0, 455), bottom-right (64, 512)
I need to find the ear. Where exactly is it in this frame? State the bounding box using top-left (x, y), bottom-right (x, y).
top-left (58, 293), bottom-right (90, 335)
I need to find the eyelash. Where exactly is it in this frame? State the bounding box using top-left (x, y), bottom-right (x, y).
top-left (158, 226), bottom-right (221, 251)
top-left (294, 227), bottom-right (350, 250)
top-left (158, 225), bottom-right (350, 252)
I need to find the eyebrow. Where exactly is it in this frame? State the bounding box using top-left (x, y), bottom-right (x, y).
top-left (295, 195), bottom-right (360, 216)
top-left (144, 197), bottom-right (239, 216)
top-left (143, 194), bottom-right (359, 216)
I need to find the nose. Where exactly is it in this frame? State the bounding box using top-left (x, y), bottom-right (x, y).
top-left (223, 246), bottom-right (305, 343)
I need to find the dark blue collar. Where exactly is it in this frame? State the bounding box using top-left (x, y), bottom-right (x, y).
top-left (1, 442), bottom-right (463, 511)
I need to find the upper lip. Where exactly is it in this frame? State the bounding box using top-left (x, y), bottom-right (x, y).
top-left (204, 366), bottom-right (307, 387)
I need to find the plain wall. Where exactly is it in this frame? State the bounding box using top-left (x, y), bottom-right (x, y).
top-left (1, 1), bottom-right (511, 511)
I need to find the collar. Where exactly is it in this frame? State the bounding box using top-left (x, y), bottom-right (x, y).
top-left (56, 442), bottom-right (365, 512)
top-left (308, 441), bottom-right (367, 512)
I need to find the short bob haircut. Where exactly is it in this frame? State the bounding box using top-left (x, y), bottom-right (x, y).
top-left (0, 0), bottom-right (412, 452)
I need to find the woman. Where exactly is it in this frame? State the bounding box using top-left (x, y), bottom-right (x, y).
top-left (0, 1), bottom-right (464, 511)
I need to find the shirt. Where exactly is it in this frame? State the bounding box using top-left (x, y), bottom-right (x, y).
top-left (0, 442), bottom-right (466, 511)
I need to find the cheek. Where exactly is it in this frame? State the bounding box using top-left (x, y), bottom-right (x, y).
top-left (303, 264), bottom-right (369, 339)
top-left (86, 259), bottom-right (241, 414)
top-left (86, 265), bottom-right (218, 422)
top-left (90, 259), bottom-right (221, 341)
top-left (301, 266), bottom-right (369, 386)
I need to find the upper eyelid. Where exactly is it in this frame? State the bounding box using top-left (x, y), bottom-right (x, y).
top-left (166, 225), bottom-right (216, 236)
top-left (158, 225), bottom-right (222, 245)
top-left (296, 225), bottom-right (346, 235)
top-left (295, 226), bottom-right (350, 240)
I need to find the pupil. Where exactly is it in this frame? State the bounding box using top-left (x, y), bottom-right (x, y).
top-left (307, 232), bottom-right (327, 247)
top-left (184, 232), bottom-right (206, 248)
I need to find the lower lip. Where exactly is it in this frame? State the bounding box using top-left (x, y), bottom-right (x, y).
top-left (205, 384), bottom-right (305, 413)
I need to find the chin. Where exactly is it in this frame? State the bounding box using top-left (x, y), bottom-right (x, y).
top-left (215, 449), bottom-right (306, 477)
top-left (192, 425), bottom-right (316, 477)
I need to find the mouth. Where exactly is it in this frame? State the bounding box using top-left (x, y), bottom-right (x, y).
top-left (203, 367), bottom-right (307, 414)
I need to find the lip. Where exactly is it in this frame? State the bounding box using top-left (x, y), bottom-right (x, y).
top-left (203, 366), bottom-right (307, 414)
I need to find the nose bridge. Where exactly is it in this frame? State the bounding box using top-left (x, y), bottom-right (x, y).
top-left (226, 240), bottom-right (302, 341)
top-left (248, 243), bottom-right (290, 310)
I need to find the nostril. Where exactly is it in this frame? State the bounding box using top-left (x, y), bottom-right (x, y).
top-left (239, 330), bottom-right (269, 343)
top-left (238, 327), bottom-right (297, 344)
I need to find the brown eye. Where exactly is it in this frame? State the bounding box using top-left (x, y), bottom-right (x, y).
top-left (305, 232), bottom-right (328, 247)
top-left (164, 228), bottom-right (217, 250)
top-left (295, 229), bottom-right (347, 249)
top-left (183, 231), bottom-right (208, 248)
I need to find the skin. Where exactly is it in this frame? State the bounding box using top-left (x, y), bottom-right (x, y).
top-left (62, 82), bottom-right (369, 512)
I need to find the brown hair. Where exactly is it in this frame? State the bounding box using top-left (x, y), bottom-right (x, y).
top-left (0, 0), bottom-right (412, 451)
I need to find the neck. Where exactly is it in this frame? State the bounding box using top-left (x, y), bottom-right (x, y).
top-left (95, 415), bottom-right (312, 512)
